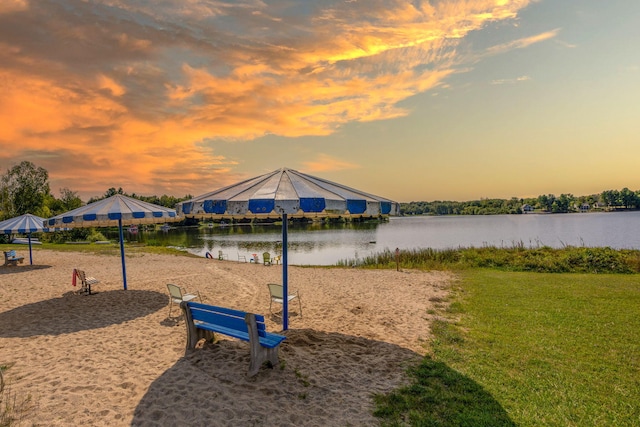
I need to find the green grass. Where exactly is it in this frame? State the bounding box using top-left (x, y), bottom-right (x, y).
top-left (3, 242), bottom-right (197, 257)
top-left (340, 246), bottom-right (640, 273)
top-left (375, 270), bottom-right (640, 426)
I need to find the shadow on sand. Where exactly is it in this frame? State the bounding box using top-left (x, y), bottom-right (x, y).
top-left (0, 264), bottom-right (52, 275)
top-left (132, 328), bottom-right (514, 426)
top-left (0, 290), bottom-right (167, 337)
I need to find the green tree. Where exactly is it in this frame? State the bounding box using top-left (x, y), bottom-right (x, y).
top-left (538, 194), bottom-right (556, 212)
top-left (619, 187), bottom-right (637, 209)
top-left (45, 188), bottom-right (84, 216)
top-left (601, 190), bottom-right (620, 207)
top-left (0, 161), bottom-right (50, 217)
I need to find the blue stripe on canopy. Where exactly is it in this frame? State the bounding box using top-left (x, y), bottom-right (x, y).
top-left (108, 213), bottom-right (122, 220)
top-left (204, 200), bottom-right (227, 214)
top-left (346, 199), bottom-right (366, 214)
top-left (133, 212), bottom-right (146, 219)
top-left (380, 201), bottom-right (392, 215)
top-left (249, 199), bottom-right (274, 214)
top-left (299, 197), bottom-right (326, 212)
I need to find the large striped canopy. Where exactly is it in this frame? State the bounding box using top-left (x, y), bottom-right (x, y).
top-left (46, 194), bottom-right (178, 228)
top-left (177, 168), bottom-right (399, 219)
top-left (0, 213), bottom-right (48, 234)
top-left (0, 213), bottom-right (50, 265)
top-left (46, 195), bottom-right (179, 290)
top-left (177, 168), bottom-right (398, 330)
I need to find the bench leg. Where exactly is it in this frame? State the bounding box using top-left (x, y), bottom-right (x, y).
top-left (181, 302), bottom-right (215, 352)
top-left (248, 344), bottom-right (280, 377)
top-left (246, 313), bottom-right (281, 377)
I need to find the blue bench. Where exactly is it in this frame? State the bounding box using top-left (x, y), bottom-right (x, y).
top-left (3, 250), bottom-right (24, 267)
top-left (180, 301), bottom-right (286, 377)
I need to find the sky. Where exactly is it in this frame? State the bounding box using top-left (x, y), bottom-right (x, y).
top-left (0, 0), bottom-right (639, 203)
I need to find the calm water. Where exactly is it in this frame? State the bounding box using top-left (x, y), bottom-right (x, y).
top-left (122, 211), bottom-right (640, 266)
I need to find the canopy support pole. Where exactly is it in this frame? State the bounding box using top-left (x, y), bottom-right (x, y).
top-left (27, 233), bottom-right (33, 265)
top-left (282, 213), bottom-right (289, 331)
top-left (118, 218), bottom-right (128, 290)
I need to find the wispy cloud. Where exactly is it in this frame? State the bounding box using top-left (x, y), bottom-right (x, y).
top-left (491, 75), bottom-right (531, 85)
top-left (485, 29), bottom-right (560, 56)
top-left (0, 0), bottom-right (536, 197)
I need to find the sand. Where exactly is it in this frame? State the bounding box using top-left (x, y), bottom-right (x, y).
top-left (0, 249), bottom-right (454, 426)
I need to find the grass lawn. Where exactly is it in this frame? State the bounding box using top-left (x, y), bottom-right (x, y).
top-left (375, 270), bottom-right (640, 426)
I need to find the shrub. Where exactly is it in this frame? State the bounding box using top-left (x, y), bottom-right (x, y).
top-left (340, 246), bottom-right (640, 274)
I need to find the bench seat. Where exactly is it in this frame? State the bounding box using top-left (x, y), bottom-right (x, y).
top-left (3, 250), bottom-right (24, 267)
top-left (181, 301), bottom-right (286, 377)
top-left (193, 321), bottom-right (286, 348)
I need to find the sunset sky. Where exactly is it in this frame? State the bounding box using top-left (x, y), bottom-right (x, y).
top-left (1, 0), bottom-right (638, 203)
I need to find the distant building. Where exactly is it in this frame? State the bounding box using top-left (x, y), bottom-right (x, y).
top-left (580, 203), bottom-right (590, 212)
top-left (522, 204), bottom-right (534, 213)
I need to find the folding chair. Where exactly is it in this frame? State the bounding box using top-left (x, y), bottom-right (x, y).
top-left (167, 284), bottom-right (202, 320)
top-left (267, 283), bottom-right (302, 318)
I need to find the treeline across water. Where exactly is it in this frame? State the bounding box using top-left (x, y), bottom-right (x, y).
top-left (400, 187), bottom-right (640, 215)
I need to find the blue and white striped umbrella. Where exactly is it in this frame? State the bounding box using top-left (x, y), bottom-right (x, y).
top-left (46, 195), bottom-right (179, 290)
top-left (0, 213), bottom-right (49, 265)
top-left (177, 168), bottom-right (398, 330)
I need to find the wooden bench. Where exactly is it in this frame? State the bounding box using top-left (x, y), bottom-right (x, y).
top-left (3, 250), bottom-right (24, 267)
top-left (74, 269), bottom-right (100, 295)
top-left (180, 301), bottom-right (286, 377)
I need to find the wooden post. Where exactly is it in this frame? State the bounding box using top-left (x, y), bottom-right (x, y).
top-left (395, 247), bottom-right (400, 271)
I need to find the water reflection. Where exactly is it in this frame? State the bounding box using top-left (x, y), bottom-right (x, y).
top-left (102, 211), bottom-right (640, 266)
top-left (104, 221), bottom-right (382, 265)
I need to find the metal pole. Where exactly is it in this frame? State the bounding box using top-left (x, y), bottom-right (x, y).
top-left (282, 213), bottom-right (288, 331)
top-left (118, 218), bottom-right (128, 290)
top-left (28, 233), bottom-right (33, 265)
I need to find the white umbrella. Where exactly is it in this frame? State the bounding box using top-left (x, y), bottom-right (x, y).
top-left (0, 213), bottom-right (48, 265)
top-left (45, 195), bottom-right (179, 289)
top-left (176, 167), bottom-right (398, 330)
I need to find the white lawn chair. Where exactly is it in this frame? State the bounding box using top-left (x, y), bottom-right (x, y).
top-left (167, 283), bottom-right (202, 320)
top-left (267, 283), bottom-right (302, 318)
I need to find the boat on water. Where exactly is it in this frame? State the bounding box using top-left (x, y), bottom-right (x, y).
top-left (11, 238), bottom-right (42, 245)
top-left (128, 225), bottom-right (139, 234)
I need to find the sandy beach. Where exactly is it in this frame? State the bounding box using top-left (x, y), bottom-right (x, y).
top-left (0, 249), bottom-right (453, 426)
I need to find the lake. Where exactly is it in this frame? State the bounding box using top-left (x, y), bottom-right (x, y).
top-left (122, 211), bottom-right (640, 266)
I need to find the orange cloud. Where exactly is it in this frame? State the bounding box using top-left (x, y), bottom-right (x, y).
top-left (0, 0), bottom-right (27, 14)
top-left (0, 0), bottom-right (536, 198)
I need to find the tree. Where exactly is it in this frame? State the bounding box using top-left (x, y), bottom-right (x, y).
top-left (45, 187), bottom-right (84, 217)
top-left (0, 161), bottom-right (50, 217)
top-left (537, 194), bottom-right (556, 212)
top-left (601, 190), bottom-right (621, 208)
top-left (59, 188), bottom-right (83, 211)
top-left (619, 187), bottom-right (637, 209)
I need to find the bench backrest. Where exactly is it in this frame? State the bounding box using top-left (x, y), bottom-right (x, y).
top-left (4, 250), bottom-right (17, 258)
top-left (75, 269), bottom-right (87, 283)
top-left (186, 302), bottom-right (268, 336)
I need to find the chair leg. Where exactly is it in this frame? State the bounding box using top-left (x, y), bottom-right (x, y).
top-left (168, 299), bottom-right (173, 319)
top-left (298, 294), bottom-right (302, 318)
